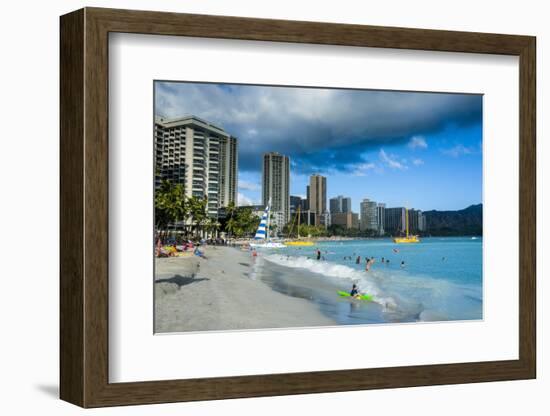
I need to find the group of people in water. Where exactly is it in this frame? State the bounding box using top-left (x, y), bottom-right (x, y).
top-left (319, 251), bottom-right (406, 271)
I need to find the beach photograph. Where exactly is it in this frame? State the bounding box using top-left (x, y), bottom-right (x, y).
top-left (153, 81), bottom-right (483, 333)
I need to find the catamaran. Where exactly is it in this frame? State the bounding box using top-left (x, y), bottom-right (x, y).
top-left (250, 204), bottom-right (285, 249)
top-left (284, 206), bottom-right (314, 246)
top-left (393, 207), bottom-right (420, 243)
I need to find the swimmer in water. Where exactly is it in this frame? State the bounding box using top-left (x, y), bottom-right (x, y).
top-left (365, 258), bottom-right (371, 272)
top-left (401, 260), bottom-right (405, 268)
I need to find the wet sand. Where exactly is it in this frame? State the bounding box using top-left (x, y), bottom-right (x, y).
top-left (154, 246), bottom-right (335, 333)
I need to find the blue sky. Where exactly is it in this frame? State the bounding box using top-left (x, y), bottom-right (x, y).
top-left (155, 81), bottom-right (482, 212)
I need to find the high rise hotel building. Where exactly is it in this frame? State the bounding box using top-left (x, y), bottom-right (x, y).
top-left (262, 152), bottom-right (290, 229)
top-left (154, 115), bottom-right (238, 217)
top-left (360, 198), bottom-right (379, 232)
top-left (309, 174), bottom-right (328, 226)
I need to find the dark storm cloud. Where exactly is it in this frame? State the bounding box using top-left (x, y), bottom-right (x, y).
top-left (155, 82), bottom-right (482, 173)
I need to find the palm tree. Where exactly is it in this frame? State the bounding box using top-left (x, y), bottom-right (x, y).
top-left (155, 179), bottom-right (188, 241)
top-left (204, 218), bottom-right (221, 238)
top-left (224, 201), bottom-right (238, 238)
top-left (188, 196), bottom-right (207, 238)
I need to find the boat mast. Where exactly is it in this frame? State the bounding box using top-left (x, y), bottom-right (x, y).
top-left (266, 200), bottom-right (271, 241)
top-left (297, 205), bottom-right (301, 238)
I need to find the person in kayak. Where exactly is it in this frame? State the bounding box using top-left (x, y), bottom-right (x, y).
top-left (350, 283), bottom-right (359, 297)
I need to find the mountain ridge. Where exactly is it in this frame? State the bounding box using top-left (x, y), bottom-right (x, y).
top-left (423, 203), bottom-right (482, 236)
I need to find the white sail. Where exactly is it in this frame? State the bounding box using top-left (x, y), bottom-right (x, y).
top-left (251, 203), bottom-right (285, 248)
top-left (254, 206), bottom-right (269, 240)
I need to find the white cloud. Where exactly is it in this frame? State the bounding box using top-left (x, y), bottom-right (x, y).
top-left (379, 149), bottom-right (407, 170)
top-left (238, 180), bottom-right (261, 191)
top-left (351, 162), bottom-right (376, 176)
top-left (441, 144), bottom-right (475, 157)
top-left (412, 158), bottom-right (424, 166)
top-left (237, 192), bottom-right (254, 206)
top-left (408, 135), bottom-right (428, 149)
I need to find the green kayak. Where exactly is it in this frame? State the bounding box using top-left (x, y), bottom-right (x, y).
top-left (337, 290), bottom-right (373, 301)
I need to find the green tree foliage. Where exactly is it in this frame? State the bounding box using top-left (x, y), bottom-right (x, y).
top-left (283, 223), bottom-right (328, 238)
top-left (155, 179), bottom-right (217, 239)
top-left (224, 207), bottom-right (261, 238)
top-left (187, 196), bottom-right (208, 237)
top-left (154, 179), bottom-right (187, 233)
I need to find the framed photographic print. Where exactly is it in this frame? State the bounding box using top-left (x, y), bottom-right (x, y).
top-left (60, 7), bottom-right (536, 408)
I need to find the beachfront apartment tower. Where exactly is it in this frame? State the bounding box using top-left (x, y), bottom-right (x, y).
top-left (262, 152), bottom-right (290, 229)
top-left (290, 195), bottom-right (306, 214)
top-left (331, 212), bottom-right (359, 229)
top-left (383, 207), bottom-right (426, 235)
top-left (408, 209), bottom-right (426, 233)
top-left (384, 207), bottom-right (406, 235)
top-left (360, 198), bottom-right (379, 232)
top-left (154, 115), bottom-right (238, 217)
top-left (329, 195), bottom-right (352, 214)
top-left (309, 174), bottom-right (327, 226)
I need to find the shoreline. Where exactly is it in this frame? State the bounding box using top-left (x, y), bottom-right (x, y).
top-left (155, 237), bottom-right (482, 332)
top-left (228, 235), bottom-right (483, 246)
top-left (154, 246), bottom-right (335, 333)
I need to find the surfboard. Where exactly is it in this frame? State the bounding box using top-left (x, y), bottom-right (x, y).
top-left (337, 291), bottom-right (373, 301)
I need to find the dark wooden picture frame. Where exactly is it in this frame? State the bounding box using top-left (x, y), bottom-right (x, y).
top-left (60, 7), bottom-right (536, 408)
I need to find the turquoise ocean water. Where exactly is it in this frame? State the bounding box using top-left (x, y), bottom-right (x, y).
top-left (254, 237), bottom-right (482, 325)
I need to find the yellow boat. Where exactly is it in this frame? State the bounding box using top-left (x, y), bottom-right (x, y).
top-left (285, 240), bottom-right (314, 247)
top-left (393, 208), bottom-right (420, 243)
top-left (284, 206), bottom-right (315, 247)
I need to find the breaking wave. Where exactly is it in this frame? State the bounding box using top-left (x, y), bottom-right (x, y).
top-left (263, 253), bottom-right (482, 322)
top-left (263, 254), bottom-right (398, 310)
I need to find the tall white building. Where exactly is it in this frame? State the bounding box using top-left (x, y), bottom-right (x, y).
top-left (360, 198), bottom-right (379, 232)
top-left (329, 195), bottom-right (352, 214)
top-left (262, 152), bottom-right (290, 230)
top-left (154, 115), bottom-right (238, 217)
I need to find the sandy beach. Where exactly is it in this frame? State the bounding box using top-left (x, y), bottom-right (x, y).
top-left (154, 246), bottom-right (335, 333)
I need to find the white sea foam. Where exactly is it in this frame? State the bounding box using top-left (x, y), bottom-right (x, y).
top-left (263, 254), bottom-right (398, 310)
